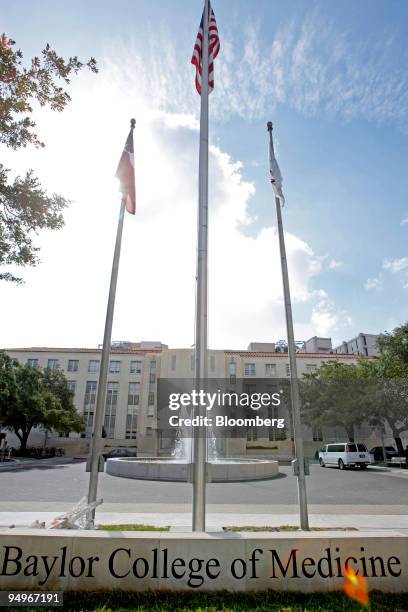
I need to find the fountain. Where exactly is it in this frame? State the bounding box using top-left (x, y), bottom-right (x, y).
top-left (106, 426), bottom-right (279, 482)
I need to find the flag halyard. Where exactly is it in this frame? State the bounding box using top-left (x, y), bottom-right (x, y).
top-left (191, 1), bottom-right (220, 95)
top-left (115, 120), bottom-right (136, 214)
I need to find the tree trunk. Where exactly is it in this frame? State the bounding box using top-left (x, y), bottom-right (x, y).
top-left (393, 435), bottom-right (404, 455)
top-left (387, 418), bottom-right (405, 455)
top-left (15, 427), bottom-right (31, 452)
top-left (345, 425), bottom-right (355, 442)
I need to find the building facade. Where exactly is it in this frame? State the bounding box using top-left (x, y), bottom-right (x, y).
top-left (6, 339), bottom-right (396, 458)
top-left (334, 333), bottom-right (380, 357)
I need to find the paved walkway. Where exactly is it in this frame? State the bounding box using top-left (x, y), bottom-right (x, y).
top-left (1, 503), bottom-right (407, 532)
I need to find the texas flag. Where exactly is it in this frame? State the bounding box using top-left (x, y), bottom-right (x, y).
top-left (115, 119), bottom-right (136, 214)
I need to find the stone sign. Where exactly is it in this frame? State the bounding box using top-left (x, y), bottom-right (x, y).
top-left (0, 530), bottom-right (406, 592)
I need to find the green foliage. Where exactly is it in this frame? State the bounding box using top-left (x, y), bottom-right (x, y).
top-left (0, 164), bottom-right (67, 282)
top-left (300, 361), bottom-right (368, 441)
top-left (0, 34), bottom-right (97, 149)
top-left (0, 34), bottom-right (97, 282)
top-left (0, 351), bottom-right (84, 450)
top-left (0, 351), bottom-right (18, 417)
top-left (300, 323), bottom-right (408, 450)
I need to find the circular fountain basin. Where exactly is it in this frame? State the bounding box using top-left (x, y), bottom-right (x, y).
top-left (106, 457), bottom-right (279, 482)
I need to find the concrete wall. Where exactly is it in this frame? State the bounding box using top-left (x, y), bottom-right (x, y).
top-left (0, 530), bottom-right (406, 592)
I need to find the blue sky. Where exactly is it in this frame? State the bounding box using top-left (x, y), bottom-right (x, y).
top-left (2, 0), bottom-right (408, 349)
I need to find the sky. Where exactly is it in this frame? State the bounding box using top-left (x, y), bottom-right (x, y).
top-left (1, 0), bottom-right (408, 351)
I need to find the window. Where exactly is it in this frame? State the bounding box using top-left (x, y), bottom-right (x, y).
top-left (285, 364), bottom-right (290, 377)
top-left (47, 359), bottom-right (59, 370)
top-left (88, 360), bottom-right (100, 373)
top-left (109, 360), bottom-right (121, 374)
top-left (265, 364), bottom-right (276, 377)
top-left (126, 383), bottom-right (139, 439)
top-left (67, 359), bottom-right (79, 372)
top-left (83, 381), bottom-right (97, 430)
top-left (130, 360), bottom-right (142, 374)
top-left (171, 355), bottom-right (176, 371)
top-left (67, 380), bottom-right (77, 393)
top-left (26, 358), bottom-right (38, 368)
top-left (247, 427), bottom-right (258, 441)
top-left (146, 427), bottom-right (153, 437)
top-left (312, 426), bottom-right (323, 441)
top-left (148, 393), bottom-right (155, 416)
top-left (150, 360), bottom-right (157, 372)
top-left (104, 382), bottom-right (119, 438)
top-left (244, 363), bottom-right (255, 376)
top-left (229, 361), bottom-right (236, 384)
top-left (328, 444), bottom-right (345, 452)
top-left (149, 373), bottom-right (156, 384)
top-left (210, 354), bottom-right (215, 372)
top-left (306, 364), bottom-right (317, 374)
top-left (125, 424), bottom-right (137, 440)
top-left (128, 382), bottom-right (140, 405)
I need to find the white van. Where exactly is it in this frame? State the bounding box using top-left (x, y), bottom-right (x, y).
top-left (318, 442), bottom-right (372, 470)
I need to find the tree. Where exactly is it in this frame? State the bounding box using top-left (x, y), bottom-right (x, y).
top-left (300, 361), bottom-right (369, 442)
top-left (360, 326), bottom-right (408, 454)
top-left (0, 352), bottom-right (85, 451)
top-left (0, 34), bottom-right (97, 282)
top-left (377, 323), bottom-right (408, 367)
top-left (0, 351), bottom-right (18, 422)
top-left (300, 324), bottom-right (408, 453)
top-left (10, 363), bottom-right (47, 451)
top-left (41, 367), bottom-right (84, 435)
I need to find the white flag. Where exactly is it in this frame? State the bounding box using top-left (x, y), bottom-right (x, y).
top-left (269, 138), bottom-right (285, 206)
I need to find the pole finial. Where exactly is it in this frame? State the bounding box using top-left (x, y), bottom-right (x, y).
top-left (130, 118), bottom-right (136, 129)
top-left (267, 121), bottom-right (273, 132)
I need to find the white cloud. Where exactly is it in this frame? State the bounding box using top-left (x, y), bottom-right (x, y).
top-left (327, 259), bottom-right (344, 270)
top-left (0, 54), bottom-right (348, 350)
top-left (383, 257), bottom-right (408, 273)
top-left (88, 12), bottom-right (408, 130)
top-left (400, 217), bottom-right (408, 226)
top-left (310, 290), bottom-right (352, 338)
top-left (364, 275), bottom-right (383, 291)
top-left (365, 256), bottom-right (408, 291)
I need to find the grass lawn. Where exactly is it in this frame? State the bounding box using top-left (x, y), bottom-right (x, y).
top-left (97, 524), bottom-right (170, 531)
top-left (7, 590), bottom-right (408, 611)
top-left (223, 526), bottom-right (358, 532)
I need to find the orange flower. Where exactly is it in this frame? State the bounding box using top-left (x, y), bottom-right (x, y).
top-left (343, 564), bottom-right (369, 606)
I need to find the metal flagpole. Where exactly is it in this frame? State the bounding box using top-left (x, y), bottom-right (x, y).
top-left (192, 0), bottom-right (210, 532)
top-left (267, 121), bottom-right (309, 530)
top-left (86, 196), bottom-right (126, 527)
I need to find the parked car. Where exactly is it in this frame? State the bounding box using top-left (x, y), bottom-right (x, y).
top-left (319, 442), bottom-right (373, 469)
top-left (369, 446), bottom-right (397, 462)
top-left (102, 448), bottom-right (137, 461)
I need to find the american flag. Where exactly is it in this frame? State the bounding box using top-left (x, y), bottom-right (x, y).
top-left (115, 119), bottom-right (136, 214)
top-left (191, 1), bottom-right (220, 95)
